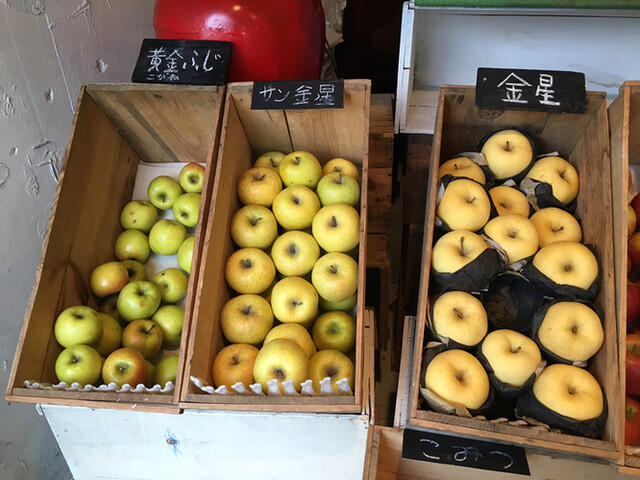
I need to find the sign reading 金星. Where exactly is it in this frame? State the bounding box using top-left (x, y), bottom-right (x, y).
top-left (251, 79), bottom-right (344, 110)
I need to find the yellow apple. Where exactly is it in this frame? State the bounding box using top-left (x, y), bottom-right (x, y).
top-left (312, 203), bottom-right (360, 253)
top-left (90, 261), bottom-right (129, 298)
top-left (264, 323), bottom-right (317, 359)
top-left (537, 301), bottom-right (604, 363)
top-left (322, 158), bottom-right (360, 182)
top-left (230, 205), bottom-right (279, 250)
top-left (481, 129), bottom-right (533, 180)
top-left (225, 247), bottom-right (276, 294)
top-left (272, 185), bottom-right (321, 230)
top-left (311, 252), bottom-right (358, 303)
top-left (431, 230), bottom-right (488, 274)
top-left (483, 214), bottom-right (540, 264)
top-left (431, 291), bottom-right (487, 347)
top-left (488, 185), bottom-right (530, 217)
top-left (270, 230), bottom-right (320, 277)
top-left (529, 207), bottom-right (582, 247)
top-left (253, 338), bottom-right (310, 393)
top-left (90, 312), bottom-right (122, 357)
top-left (532, 364), bottom-right (603, 421)
top-left (254, 150), bottom-right (286, 169)
top-left (270, 276), bottom-right (318, 326)
top-left (532, 241), bottom-right (598, 291)
top-left (211, 343), bottom-right (260, 389)
top-left (525, 156), bottom-right (579, 205)
top-left (279, 151), bottom-right (323, 189)
top-left (480, 329), bottom-right (542, 388)
top-left (220, 294), bottom-right (274, 345)
top-left (312, 311), bottom-right (356, 353)
top-left (236, 166), bottom-right (282, 207)
top-left (438, 156), bottom-right (486, 185)
top-left (309, 349), bottom-right (355, 394)
top-left (423, 349), bottom-right (490, 410)
top-left (436, 178), bottom-right (491, 232)
top-left (319, 292), bottom-right (357, 312)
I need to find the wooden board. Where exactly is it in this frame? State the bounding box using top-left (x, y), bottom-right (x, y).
top-left (180, 80), bottom-right (372, 413)
top-left (405, 85), bottom-right (621, 460)
top-left (609, 81), bottom-right (640, 474)
top-left (5, 84), bottom-right (225, 410)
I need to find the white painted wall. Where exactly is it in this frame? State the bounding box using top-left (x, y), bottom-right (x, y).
top-left (0, 1), bottom-right (155, 477)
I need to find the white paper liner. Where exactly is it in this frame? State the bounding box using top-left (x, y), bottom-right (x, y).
top-left (23, 379), bottom-right (174, 393)
top-left (190, 376), bottom-right (353, 396)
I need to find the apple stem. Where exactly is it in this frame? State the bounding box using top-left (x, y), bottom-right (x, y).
top-left (294, 156), bottom-right (301, 165)
top-left (231, 355), bottom-right (240, 365)
top-left (274, 368), bottom-right (286, 380)
top-left (288, 244), bottom-right (298, 256)
top-left (455, 373), bottom-right (463, 382)
top-left (466, 196), bottom-right (476, 204)
top-left (510, 346), bottom-right (522, 353)
top-left (240, 259), bottom-right (253, 269)
top-left (71, 355), bottom-right (80, 364)
top-left (552, 225), bottom-right (564, 233)
top-left (563, 263), bottom-right (573, 272)
top-left (250, 216), bottom-right (262, 226)
top-left (292, 195), bottom-right (301, 205)
top-left (330, 265), bottom-right (338, 274)
top-left (145, 324), bottom-right (156, 335)
top-left (242, 305), bottom-right (255, 315)
top-left (291, 300), bottom-right (303, 308)
top-left (330, 216), bottom-right (338, 228)
top-left (254, 173), bottom-right (266, 181)
top-left (459, 237), bottom-right (467, 257)
top-left (336, 173), bottom-right (344, 185)
top-left (505, 141), bottom-right (512, 152)
top-left (453, 308), bottom-right (463, 319)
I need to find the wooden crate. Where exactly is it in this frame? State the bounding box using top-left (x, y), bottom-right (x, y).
top-left (5, 84), bottom-right (225, 410)
top-left (180, 80), bottom-right (371, 413)
top-left (610, 81), bottom-right (640, 475)
top-left (405, 85), bottom-right (621, 460)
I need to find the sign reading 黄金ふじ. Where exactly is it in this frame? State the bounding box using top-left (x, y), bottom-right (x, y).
top-left (132, 38), bottom-right (232, 85)
top-left (251, 79), bottom-right (344, 110)
top-left (476, 67), bottom-right (586, 113)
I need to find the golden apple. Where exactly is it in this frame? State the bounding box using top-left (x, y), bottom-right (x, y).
top-left (225, 247), bottom-right (276, 294)
top-left (480, 329), bottom-right (541, 388)
top-left (436, 178), bottom-right (491, 232)
top-left (308, 349), bottom-right (355, 394)
top-left (532, 241), bottom-right (598, 291)
top-left (483, 214), bottom-right (540, 264)
top-left (488, 185), bottom-right (530, 217)
top-left (438, 156), bottom-right (486, 185)
top-left (431, 230), bottom-right (488, 274)
top-left (253, 338), bottom-right (310, 393)
top-left (529, 207), bottom-right (582, 247)
top-left (264, 323), bottom-right (317, 359)
top-left (431, 291), bottom-right (487, 347)
top-left (211, 343), bottom-right (260, 389)
top-left (481, 129), bottom-right (533, 180)
top-left (525, 156), bottom-right (579, 205)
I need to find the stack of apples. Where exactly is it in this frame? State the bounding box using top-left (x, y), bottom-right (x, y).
top-left (52, 162), bottom-right (206, 390)
top-left (626, 175), bottom-right (640, 446)
top-left (210, 150), bottom-right (361, 395)
top-left (424, 128), bottom-right (607, 435)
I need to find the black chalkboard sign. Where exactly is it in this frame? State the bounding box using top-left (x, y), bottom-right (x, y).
top-left (251, 79), bottom-right (344, 110)
top-left (132, 38), bottom-right (232, 86)
top-left (402, 428), bottom-right (531, 475)
top-left (476, 67), bottom-right (586, 113)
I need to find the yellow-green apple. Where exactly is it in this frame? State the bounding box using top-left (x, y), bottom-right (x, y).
top-left (121, 259), bottom-right (148, 282)
top-left (483, 214), bottom-right (540, 264)
top-left (147, 175), bottom-right (183, 210)
top-left (264, 323), bottom-right (317, 359)
top-left (278, 150), bottom-right (323, 189)
top-left (319, 292), bottom-right (357, 312)
top-left (530, 207), bottom-right (582, 247)
top-left (99, 294), bottom-right (120, 321)
top-left (270, 230), bottom-right (320, 277)
top-left (55, 344), bottom-right (103, 386)
top-left (537, 301), bottom-right (604, 363)
top-left (436, 178), bottom-right (491, 232)
top-left (220, 294), bottom-right (274, 345)
top-left (431, 291), bottom-right (487, 347)
top-left (121, 319), bottom-right (163, 359)
top-left (630, 232), bottom-right (640, 269)
top-left (152, 305), bottom-right (184, 347)
top-left (630, 205), bottom-right (637, 238)
top-left (253, 338), bottom-right (310, 393)
top-left (225, 247), bottom-right (276, 294)
top-left (312, 311), bottom-right (356, 353)
top-left (152, 355), bottom-right (179, 388)
top-left (149, 219), bottom-right (187, 256)
top-left (270, 276), bottom-right (318, 326)
top-left (145, 360), bottom-right (156, 387)
top-left (272, 185), bottom-right (321, 230)
top-left (54, 305), bottom-right (103, 348)
top-left (114, 229), bottom-right (151, 263)
top-left (120, 200), bottom-right (158, 233)
top-left (438, 157), bottom-right (486, 185)
top-left (488, 185), bottom-right (530, 217)
top-left (172, 192), bottom-right (201, 228)
top-left (151, 268), bottom-right (189, 304)
top-left (423, 348), bottom-right (490, 410)
top-left (532, 241), bottom-right (598, 290)
top-left (309, 349), bottom-right (355, 394)
top-left (254, 150), bottom-right (286, 169)
top-left (231, 205), bottom-right (278, 250)
top-left (90, 312), bottom-right (122, 357)
top-left (311, 252), bottom-right (359, 303)
top-left (117, 280), bottom-right (162, 322)
top-left (316, 173), bottom-right (360, 207)
top-left (531, 363), bottom-right (604, 421)
top-left (525, 156), bottom-right (579, 205)
top-left (312, 203), bottom-right (360, 253)
top-left (236, 166), bottom-right (282, 207)
top-left (211, 343), bottom-right (260, 389)
top-left (177, 236), bottom-right (195, 274)
top-left (90, 261), bottom-right (129, 298)
top-left (480, 329), bottom-right (542, 388)
top-left (102, 347), bottom-right (148, 387)
top-left (431, 230), bottom-right (488, 274)
top-left (178, 162), bottom-right (206, 193)
top-left (480, 129), bottom-right (533, 180)
top-left (322, 158), bottom-right (360, 182)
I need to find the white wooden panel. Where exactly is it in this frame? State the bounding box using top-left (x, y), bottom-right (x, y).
top-left (42, 405), bottom-right (370, 480)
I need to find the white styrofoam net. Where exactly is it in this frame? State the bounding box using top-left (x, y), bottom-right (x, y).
top-left (190, 376), bottom-right (353, 396)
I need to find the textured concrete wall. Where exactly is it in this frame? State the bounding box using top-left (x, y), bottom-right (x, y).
top-left (0, 1), bottom-right (154, 477)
